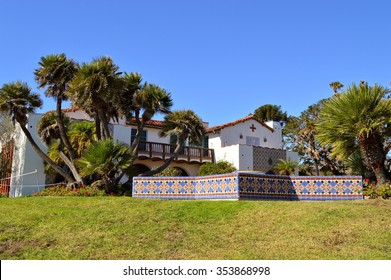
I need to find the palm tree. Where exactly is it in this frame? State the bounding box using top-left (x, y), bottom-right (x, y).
top-left (115, 72), bottom-right (143, 123)
top-left (37, 112), bottom-right (71, 146)
top-left (67, 56), bottom-right (122, 140)
top-left (34, 54), bottom-right (78, 160)
top-left (36, 112), bottom-right (83, 182)
top-left (76, 139), bottom-right (133, 193)
top-left (317, 82), bottom-right (391, 184)
top-left (329, 81), bottom-right (344, 95)
top-left (274, 159), bottom-right (298, 175)
top-left (141, 110), bottom-right (205, 176)
top-left (0, 81), bottom-right (75, 182)
top-left (131, 83), bottom-right (173, 156)
top-left (68, 121), bottom-right (97, 157)
top-left (43, 120), bottom-right (97, 177)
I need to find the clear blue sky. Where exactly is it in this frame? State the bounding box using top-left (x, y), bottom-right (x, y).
top-left (1, 0), bottom-right (390, 126)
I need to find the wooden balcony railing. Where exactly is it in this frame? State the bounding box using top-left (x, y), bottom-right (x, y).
top-left (137, 141), bottom-right (215, 163)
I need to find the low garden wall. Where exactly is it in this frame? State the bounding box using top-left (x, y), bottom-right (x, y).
top-left (132, 172), bottom-right (363, 201)
top-left (132, 173), bottom-right (239, 200)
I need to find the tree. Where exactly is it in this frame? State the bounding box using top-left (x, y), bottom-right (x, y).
top-left (284, 99), bottom-right (344, 175)
top-left (253, 104), bottom-right (288, 122)
top-left (317, 82), bottom-right (391, 184)
top-left (0, 111), bottom-right (14, 143)
top-left (130, 83), bottom-right (173, 157)
top-left (68, 121), bottom-right (97, 157)
top-left (329, 81), bottom-right (344, 95)
top-left (198, 161), bottom-right (237, 176)
top-left (0, 81), bottom-right (75, 182)
top-left (67, 56), bottom-right (123, 140)
top-left (76, 139), bottom-right (133, 193)
top-left (141, 110), bottom-right (205, 176)
top-left (274, 159), bottom-right (298, 175)
top-left (43, 120), bottom-right (97, 177)
top-left (34, 54), bottom-right (78, 160)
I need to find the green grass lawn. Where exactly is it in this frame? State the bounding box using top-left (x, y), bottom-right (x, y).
top-left (0, 197), bottom-right (390, 260)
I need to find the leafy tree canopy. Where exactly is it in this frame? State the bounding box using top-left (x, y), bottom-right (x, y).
top-left (253, 104), bottom-right (288, 122)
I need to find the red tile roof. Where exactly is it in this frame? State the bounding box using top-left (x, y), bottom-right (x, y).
top-left (125, 118), bottom-right (165, 128)
top-left (206, 115), bottom-right (273, 133)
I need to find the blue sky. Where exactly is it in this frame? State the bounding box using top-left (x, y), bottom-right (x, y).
top-left (1, 0), bottom-right (390, 126)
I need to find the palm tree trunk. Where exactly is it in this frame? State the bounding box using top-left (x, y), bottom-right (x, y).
top-left (58, 151), bottom-right (83, 183)
top-left (56, 98), bottom-right (84, 182)
top-left (97, 109), bottom-right (111, 140)
top-left (56, 97), bottom-right (77, 160)
top-left (19, 122), bottom-right (75, 182)
top-left (359, 135), bottom-right (388, 185)
top-left (314, 159), bottom-right (320, 176)
top-left (131, 122), bottom-right (145, 158)
top-left (94, 114), bottom-right (102, 140)
top-left (140, 143), bottom-right (184, 176)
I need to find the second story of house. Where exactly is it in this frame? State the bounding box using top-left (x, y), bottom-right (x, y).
top-left (206, 115), bottom-right (283, 150)
top-left (62, 108), bottom-right (213, 163)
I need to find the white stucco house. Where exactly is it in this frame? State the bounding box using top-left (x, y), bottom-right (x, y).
top-left (0, 109), bottom-right (298, 197)
top-left (206, 115), bottom-right (298, 173)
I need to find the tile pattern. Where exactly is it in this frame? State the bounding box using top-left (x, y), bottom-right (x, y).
top-left (252, 147), bottom-right (286, 172)
top-left (239, 173), bottom-right (363, 200)
top-left (133, 173), bottom-right (239, 200)
top-left (133, 173), bottom-right (363, 201)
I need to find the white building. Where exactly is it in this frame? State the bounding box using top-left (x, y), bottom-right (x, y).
top-left (207, 115), bottom-right (298, 173)
top-left (0, 110), bottom-right (298, 197)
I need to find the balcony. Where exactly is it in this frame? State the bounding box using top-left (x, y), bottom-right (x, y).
top-left (137, 141), bottom-right (215, 163)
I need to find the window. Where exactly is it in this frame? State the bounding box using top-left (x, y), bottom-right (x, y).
top-left (131, 129), bottom-right (147, 149)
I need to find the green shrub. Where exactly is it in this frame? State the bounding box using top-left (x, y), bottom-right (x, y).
top-left (376, 184), bottom-right (391, 199)
top-left (363, 186), bottom-right (378, 199)
top-left (34, 185), bottom-right (106, 197)
top-left (153, 167), bottom-right (183, 177)
top-left (198, 161), bottom-right (236, 176)
top-left (363, 184), bottom-right (391, 199)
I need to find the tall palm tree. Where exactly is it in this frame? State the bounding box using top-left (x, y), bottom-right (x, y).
top-left (115, 72), bottom-right (143, 123)
top-left (0, 81), bottom-right (75, 182)
top-left (76, 139), bottom-right (133, 193)
top-left (131, 83), bottom-right (173, 156)
top-left (141, 110), bottom-right (205, 176)
top-left (317, 82), bottom-right (391, 184)
top-left (67, 56), bottom-right (123, 140)
top-left (34, 54), bottom-right (78, 160)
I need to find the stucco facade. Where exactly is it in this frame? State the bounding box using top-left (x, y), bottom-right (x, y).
top-left (207, 116), bottom-right (298, 174)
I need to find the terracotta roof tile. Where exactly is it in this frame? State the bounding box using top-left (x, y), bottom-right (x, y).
top-left (206, 115), bottom-right (273, 133)
top-left (125, 118), bottom-right (165, 128)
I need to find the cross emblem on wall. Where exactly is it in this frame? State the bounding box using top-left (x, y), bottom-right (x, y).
top-left (250, 124), bottom-right (256, 132)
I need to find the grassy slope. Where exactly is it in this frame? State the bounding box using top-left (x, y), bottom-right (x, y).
top-left (0, 197), bottom-right (390, 260)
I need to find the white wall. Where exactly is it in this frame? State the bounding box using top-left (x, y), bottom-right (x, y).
top-left (212, 144), bottom-right (256, 171)
top-left (10, 113), bottom-right (46, 197)
top-left (238, 145), bottom-right (254, 171)
top-left (210, 120), bottom-right (282, 149)
top-left (113, 125), bottom-right (131, 145)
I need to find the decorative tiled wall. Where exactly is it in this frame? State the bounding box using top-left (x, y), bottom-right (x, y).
top-left (132, 173), bottom-right (239, 200)
top-left (252, 147), bottom-right (286, 172)
top-left (239, 173), bottom-right (363, 201)
top-left (133, 172), bottom-right (363, 201)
